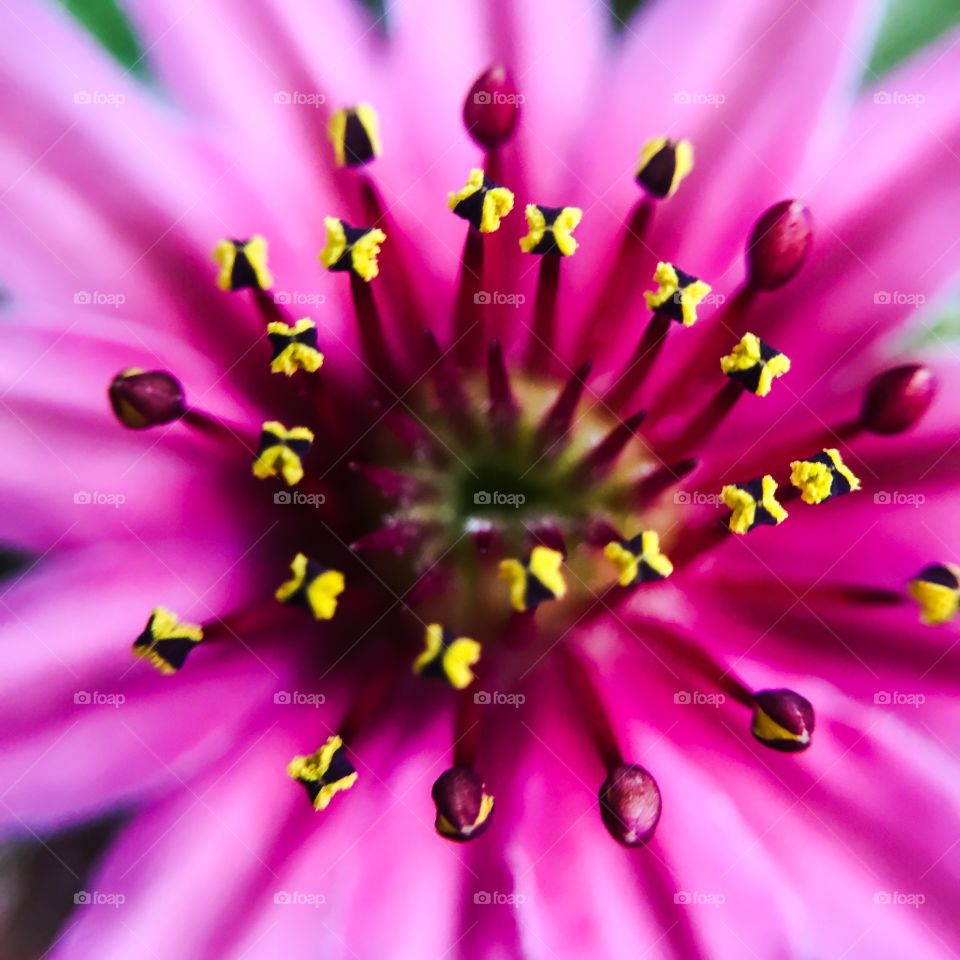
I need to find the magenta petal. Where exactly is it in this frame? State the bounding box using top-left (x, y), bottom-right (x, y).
top-left (49, 727), bottom-right (302, 959)
top-left (0, 314), bottom-right (262, 551)
top-left (744, 35), bottom-right (960, 371)
top-left (0, 538), bottom-right (294, 832)
top-left (559, 0), bottom-right (880, 369)
top-left (585, 637), bottom-right (960, 958)
top-left (45, 694), bottom-right (471, 957)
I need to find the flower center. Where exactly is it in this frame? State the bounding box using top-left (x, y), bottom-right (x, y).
top-left (109, 69), bottom-right (943, 853)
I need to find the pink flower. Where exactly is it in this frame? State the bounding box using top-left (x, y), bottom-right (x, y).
top-left (2, 0), bottom-right (960, 956)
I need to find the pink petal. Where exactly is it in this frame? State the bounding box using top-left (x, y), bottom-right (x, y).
top-left (0, 313), bottom-right (264, 551)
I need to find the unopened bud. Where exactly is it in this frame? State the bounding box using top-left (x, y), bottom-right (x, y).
top-left (463, 65), bottom-right (520, 150)
top-left (109, 369), bottom-right (185, 429)
top-left (860, 364), bottom-right (935, 435)
top-left (751, 688), bottom-right (814, 752)
top-left (598, 763), bottom-right (661, 847)
top-left (746, 200), bottom-right (813, 291)
top-left (432, 767), bottom-right (494, 842)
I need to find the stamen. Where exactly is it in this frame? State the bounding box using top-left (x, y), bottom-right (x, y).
top-left (252, 420), bottom-right (314, 486)
top-left (909, 563), bottom-right (960, 625)
top-left (179, 408), bottom-right (256, 454)
top-left (212, 236), bottom-right (273, 291)
top-left (463, 64), bottom-right (520, 150)
top-left (659, 380), bottom-right (743, 461)
top-left (329, 104), bottom-right (382, 168)
top-left (467, 518), bottom-right (497, 555)
top-left (519, 205), bottom-right (582, 257)
top-left (350, 520), bottom-right (430, 555)
top-left (318, 217), bottom-right (386, 282)
top-left (669, 519), bottom-right (732, 568)
top-left (350, 461), bottom-right (428, 501)
top-left (266, 318), bottom-right (324, 376)
top-left (535, 360), bottom-right (592, 455)
top-left (413, 624), bottom-right (482, 690)
top-left (354, 179), bottom-right (431, 365)
top-left (524, 253), bottom-right (562, 375)
top-left (632, 259), bottom-right (716, 424)
top-left (349, 272), bottom-right (400, 391)
top-left (602, 312), bottom-right (671, 411)
top-left (746, 199), bottom-right (813, 292)
top-left (559, 646), bottom-right (661, 846)
top-left (423, 329), bottom-right (478, 441)
top-left (527, 520), bottom-right (568, 558)
top-left (452, 226), bottom-right (486, 366)
top-left (721, 474), bottom-right (788, 534)
top-left (644, 261), bottom-right (711, 327)
top-left (598, 764), bottom-right (662, 847)
top-left (574, 198), bottom-right (656, 362)
top-left (789, 448), bottom-right (860, 505)
top-left (250, 286), bottom-right (290, 327)
top-left (635, 137), bottom-right (694, 200)
top-left (767, 579), bottom-right (904, 609)
top-left (604, 531), bottom-right (673, 587)
top-left (637, 620), bottom-right (755, 706)
top-left (573, 411), bottom-right (646, 483)
top-left (561, 645), bottom-right (622, 770)
top-left (382, 409), bottom-right (440, 462)
top-left (650, 203), bottom-right (811, 416)
top-left (630, 457), bottom-right (698, 508)
top-left (486, 339), bottom-right (518, 437)
top-left (275, 553), bottom-right (345, 621)
top-left (499, 546), bottom-right (567, 612)
top-left (702, 363), bottom-right (934, 491)
top-left (132, 607), bottom-right (203, 675)
top-left (431, 767), bottom-right (495, 842)
top-left (288, 735), bottom-right (358, 812)
top-left (860, 364), bottom-right (936, 435)
top-left (109, 369), bottom-right (185, 429)
top-left (448, 169), bottom-right (515, 234)
top-left (720, 333), bottom-right (790, 397)
top-left (407, 566), bottom-right (453, 607)
top-left (750, 689), bottom-right (814, 752)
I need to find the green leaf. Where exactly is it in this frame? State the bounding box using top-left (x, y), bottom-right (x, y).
top-left (54, 0), bottom-right (151, 80)
top-left (869, 0), bottom-right (960, 77)
top-left (903, 300), bottom-right (960, 350)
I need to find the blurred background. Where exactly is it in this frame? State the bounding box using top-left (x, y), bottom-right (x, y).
top-left (55, 0), bottom-right (960, 80)
top-left (1, 0), bottom-right (958, 956)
